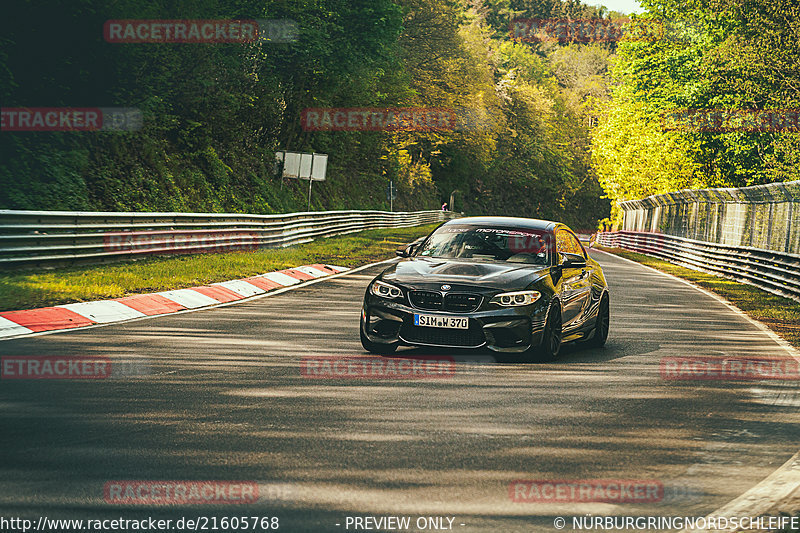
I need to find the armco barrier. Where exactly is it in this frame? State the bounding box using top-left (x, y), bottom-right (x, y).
top-left (595, 230), bottom-right (800, 302)
top-left (618, 180), bottom-right (800, 254)
top-left (0, 209), bottom-right (458, 269)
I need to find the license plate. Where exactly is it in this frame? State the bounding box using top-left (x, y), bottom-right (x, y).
top-left (414, 314), bottom-right (468, 329)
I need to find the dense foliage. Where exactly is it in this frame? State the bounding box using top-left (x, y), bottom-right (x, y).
top-left (1, 0), bottom-right (627, 228)
top-left (591, 0), bottom-right (799, 224)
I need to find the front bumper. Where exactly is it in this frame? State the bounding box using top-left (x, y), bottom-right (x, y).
top-left (361, 297), bottom-right (549, 353)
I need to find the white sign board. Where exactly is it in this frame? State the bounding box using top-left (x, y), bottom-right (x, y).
top-left (311, 153), bottom-right (327, 181)
top-left (282, 151), bottom-right (302, 178)
top-left (299, 153), bottom-right (314, 179)
top-left (277, 151), bottom-right (327, 181)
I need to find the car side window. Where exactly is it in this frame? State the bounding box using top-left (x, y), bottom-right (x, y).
top-left (568, 232), bottom-right (587, 258)
top-left (556, 230), bottom-right (584, 258)
top-left (576, 238), bottom-right (588, 258)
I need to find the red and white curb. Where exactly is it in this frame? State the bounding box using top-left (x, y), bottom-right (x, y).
top-left (0, 264), bottom-right (348, 340)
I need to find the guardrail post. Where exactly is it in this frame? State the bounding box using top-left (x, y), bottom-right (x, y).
top-left (776, 183), bottom-right (794, 253)
top-left (787, 200), bottom-right (794, 253)
top-left (766, 202), bottom-right (773, 250)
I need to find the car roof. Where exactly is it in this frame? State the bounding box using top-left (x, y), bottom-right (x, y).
top-left (441, 216), bottom-right (565, 232)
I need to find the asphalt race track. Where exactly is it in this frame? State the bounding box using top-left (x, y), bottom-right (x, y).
top-left (1, 250), bottom-right (798, 532)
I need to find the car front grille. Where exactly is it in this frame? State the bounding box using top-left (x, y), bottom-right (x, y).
top-left (400, 323), bottom-right (486, 347)
top-left (408, 290), bottom-right (442, 310)
top-left (444, 293), bottom-right (482, 312)
top-left (408, 291), bottom-right (482, 313)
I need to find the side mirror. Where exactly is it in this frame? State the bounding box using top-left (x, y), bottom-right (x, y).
top-left (560, 252), bottom-right (587, 268)
top-left (396, 244), bottom-right (417, 257)
top-left (397, 237), bottom-right (425, 257)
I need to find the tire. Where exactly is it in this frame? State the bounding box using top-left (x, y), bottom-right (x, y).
top-left (587, 295), bottom-right (610, 348)
top-left (526, 301), bottom-right (562, 362)
top-left (360, 327), bottom-right (398, 354)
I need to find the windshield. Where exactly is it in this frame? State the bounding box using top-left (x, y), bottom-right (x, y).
top-left (416, 225), bottom-right (551, 265)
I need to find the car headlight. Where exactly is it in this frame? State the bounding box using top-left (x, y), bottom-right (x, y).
top-left (370, 280), bottom-right (403, 300)
top-left (490, 290), bottom-right (541, 306)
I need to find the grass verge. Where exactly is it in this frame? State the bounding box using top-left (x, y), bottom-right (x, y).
top-left (593, 245), bottom-right (800, 350)
top-left (0, 224), bottom-right (438, 312)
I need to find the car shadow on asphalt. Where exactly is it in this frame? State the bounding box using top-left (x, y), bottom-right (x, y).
top-left (378, 337), bottom-right (651, 366)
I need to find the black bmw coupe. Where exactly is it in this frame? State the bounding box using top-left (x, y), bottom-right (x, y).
top-left (360, 217), bottom-right (610, 361)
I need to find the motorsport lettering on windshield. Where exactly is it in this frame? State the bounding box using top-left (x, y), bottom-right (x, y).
top-left (437, 226), bottom-right (543, 237)
top-left (418, 226), bottom-right (550, 263)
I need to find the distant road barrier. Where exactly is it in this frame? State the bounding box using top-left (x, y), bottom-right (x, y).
top-left (617, 180), bottom-right (800, 254)
top-left (595, 231), bottom-right (800, 303)
top-left (595, 180), bottom-right (800, 302)
top-left (0, 209), bottom-right (457, 269)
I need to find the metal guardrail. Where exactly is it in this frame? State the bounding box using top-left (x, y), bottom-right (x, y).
top-left (618, 180), bottom-right (800, 254)
top-left (0, 209), bottom-right (458, 269)
top-left (595, 230), bottom-right (800, 302)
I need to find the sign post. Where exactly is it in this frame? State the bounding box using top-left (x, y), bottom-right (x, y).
top-left (387, 181), bottom-right (397, 212)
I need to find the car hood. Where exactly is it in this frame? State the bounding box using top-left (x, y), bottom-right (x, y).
top-left (381, 257), bottom-right (549, 289)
